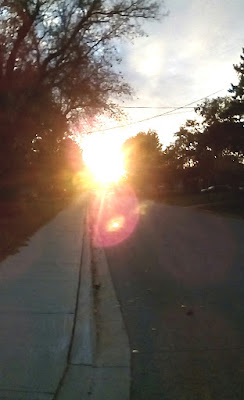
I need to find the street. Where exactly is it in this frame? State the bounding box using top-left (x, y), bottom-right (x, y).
top-left (105, 202), bottom-right (244, 399)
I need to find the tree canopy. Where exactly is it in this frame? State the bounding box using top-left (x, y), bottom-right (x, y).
top-left (0, 0), bottom-right (163, 176)
top-left (123, 129), bottom-right (163, 189)
top-left (123, 130), bottom-right (162, 169)
top-left (162, 48), bottom-right (244, 189)
top-left (228, 47), bottom-right (244, 121)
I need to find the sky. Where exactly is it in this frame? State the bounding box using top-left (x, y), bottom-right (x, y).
top-left (97, 0), bottom-right (244, 148)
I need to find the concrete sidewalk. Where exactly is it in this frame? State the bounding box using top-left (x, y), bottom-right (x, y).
top-left (0, 196), bottom-right (86, 400)
top-left (0, 195), bottom-right (130, 400)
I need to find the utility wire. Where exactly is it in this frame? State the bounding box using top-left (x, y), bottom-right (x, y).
top-left (84, 88), bottom-right (224, 135)
top-left (163, 109), bottom-right (196, 116)
top-left (120, 106), bottom-right (195, 109)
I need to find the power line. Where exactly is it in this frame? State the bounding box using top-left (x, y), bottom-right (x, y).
top-left (120, 106), bottom-right (195, 109)
top-left (164, 109), bottom-right (196, 116)
top-left (84, 89), bottom-right (224, 135)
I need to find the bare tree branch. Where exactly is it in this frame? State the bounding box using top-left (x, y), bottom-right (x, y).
top-left (5, 0), bottom-right (40, 78)
top-left (40, 0), bottom-right (100, 75)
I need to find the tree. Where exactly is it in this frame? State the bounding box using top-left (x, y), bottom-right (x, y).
top-left (228, 47), bottom-right (244, 122)
top-left (194, 49), bottom-right (244, 158)
top-left (195, 97), bottom-right (244, 159)
top-left (162, 120), bottom-right (203, 191)
top-left (123, 129), bottom-right (163, 189)
top-left (195, 96), bottom-right (232, 124)
top-left (164, 114), bottom-right (244, 188)
top-left (0, 0), bottom-right (163, 176)
top-left (162, 48), bottom-right (244, 190)
top-left (163, 120), bottom-right (201, 169)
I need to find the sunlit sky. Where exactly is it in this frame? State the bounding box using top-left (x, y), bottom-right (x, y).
top-left (86, 0), bottom-right (244, 148)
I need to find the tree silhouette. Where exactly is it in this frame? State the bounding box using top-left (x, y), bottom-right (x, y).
top-left (123, 130), bottom-right (163, 191)
top-left (228, 47), bottom-right (244, 122)
top-left (0, 0), bottom-right (163, 176)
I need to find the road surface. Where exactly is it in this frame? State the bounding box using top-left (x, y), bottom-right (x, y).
top-left (105, 201), bottom-right (244, 400)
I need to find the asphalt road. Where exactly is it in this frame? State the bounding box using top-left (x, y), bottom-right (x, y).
top-left (105, 202), bottom-right (244, 400)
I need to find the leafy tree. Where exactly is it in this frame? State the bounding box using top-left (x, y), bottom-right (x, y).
top-left (123, 129), bottom-right (162, 171)
top-left (163, 120), bottom-right (201, 170)
top-left (162, 48), bottom-right (244, 189)
top-left (123, 129), bottom-right (163, 189)
top-left (0, 0), bottom-right (163, 176)
top-left (194, 49), bottom-right (244, 158)
top-left (195, 97), bottom-right (232, 124)
top-left (162, 121), bottom-right (204, 191)
top-left (195, 97), bottom-right (244, 159)
top-left (228, 47), bottom-right (244, 122)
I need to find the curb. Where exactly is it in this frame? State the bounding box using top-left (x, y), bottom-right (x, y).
top-left (70, 226), bottom-right (96, 365)
top-left (56, 212), bottom-right (130, 400)
top-left (93, 246), bottom-right (130, 369)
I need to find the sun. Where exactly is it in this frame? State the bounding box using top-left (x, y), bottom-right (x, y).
top-left (82, 133), bottom-right (125, 185)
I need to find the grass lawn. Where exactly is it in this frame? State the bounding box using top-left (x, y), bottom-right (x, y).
top-left (0, 192), bottom-right (74, 262)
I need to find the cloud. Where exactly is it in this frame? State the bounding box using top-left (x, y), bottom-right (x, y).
top-left (113, 0), bottom-right (244, 144)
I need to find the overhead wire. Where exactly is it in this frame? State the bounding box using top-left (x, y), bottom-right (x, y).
top-left (84, 88), bottom-right (225, 135)
top-left (120, 106), bottom-right (195, 109)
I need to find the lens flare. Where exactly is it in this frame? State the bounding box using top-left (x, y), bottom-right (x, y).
top-left (107, 216), bottom-right (125, 232)
top-left (90, 184), bottom-right (139, 247)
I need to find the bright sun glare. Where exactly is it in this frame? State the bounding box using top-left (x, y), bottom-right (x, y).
top-left (82, 134), bottom-right (125, 184)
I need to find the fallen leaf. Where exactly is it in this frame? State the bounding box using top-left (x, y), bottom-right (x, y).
top-left (94, 283), bottom-right (101, 290)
